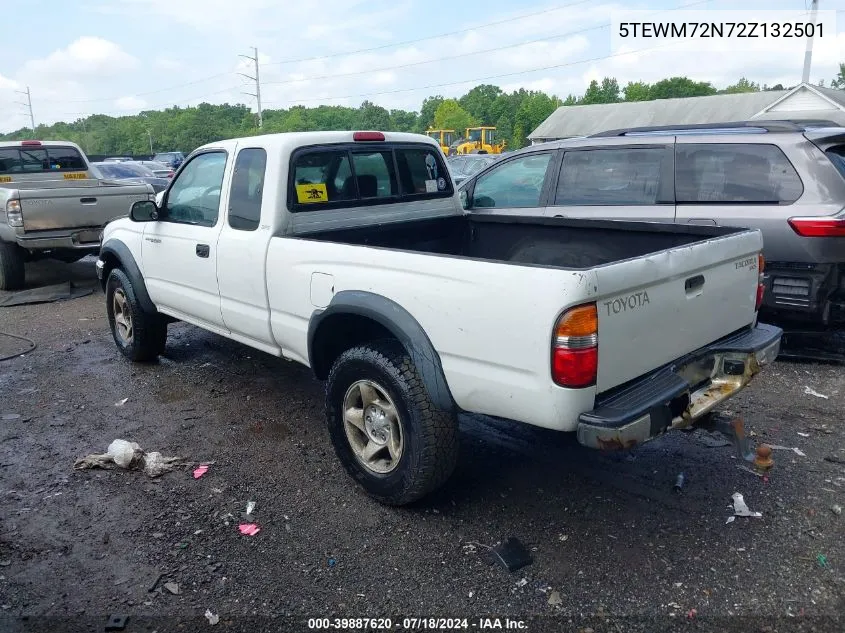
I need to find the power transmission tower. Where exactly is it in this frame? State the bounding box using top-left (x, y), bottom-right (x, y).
top-left (15, 86), bottom-right (36, 132)
top-left (238, 47), bottom-right (263, 129)
top-left (802, 0), bottom-right (819, 84)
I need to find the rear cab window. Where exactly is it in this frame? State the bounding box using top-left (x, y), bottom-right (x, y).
top-left (288, 142), bottom-right (453, 210)
top-left (675, 143), bottom-right (803, 204)
top-left (0, 145), bottom-right (86, 176)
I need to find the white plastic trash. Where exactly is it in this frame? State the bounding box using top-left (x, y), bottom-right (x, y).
top-left (107, 439), bottom-right (140, 468)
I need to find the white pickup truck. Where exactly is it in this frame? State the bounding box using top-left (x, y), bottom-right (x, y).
top-left (97, 131), bottom-right (782, 505)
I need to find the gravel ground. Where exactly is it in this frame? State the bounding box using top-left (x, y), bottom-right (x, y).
top-left (0, 259), bottom-right (844, 633)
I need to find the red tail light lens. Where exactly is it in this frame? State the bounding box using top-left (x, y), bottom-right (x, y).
top-left (755, 253), bottom-right (765, 311)
top-left (353, 131), bottom-right (385, 142)
top-left (21, 140), bottom-right (42, 146)
top-left (787, 217), bottom-right (845, 237)
top-left (553, 347), bottom-right (598, 388)
top-left (551, 303), bottom-right (598, 388)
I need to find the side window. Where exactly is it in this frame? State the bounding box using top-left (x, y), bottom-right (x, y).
top-left (395, 147), bottom-right (452, 195)
top-left (163, 151), bottom-right (227, 227)
top-left (228, 148), bottom-right (267, 231)
top-left (294, 150), bottom-right (355, 204)
top-left (555, 148), bottom-right (666, 205)
top-left (472, 153), bottom-right (552, 209)
top-left (676, 144), bottom-right (803, 204)
top-left (351, 151), bottom-right (397, 198)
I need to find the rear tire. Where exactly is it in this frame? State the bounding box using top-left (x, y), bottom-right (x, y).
top-left (0, 242), bottom-right (25, 291)
top-left (106, 268), bottom-right (166, 362)
top-left (325, 340), bottom-right (459, 505)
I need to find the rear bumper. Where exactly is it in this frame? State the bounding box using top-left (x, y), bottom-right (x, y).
top-left (15, 227), bottom-right (103, 252)
top-left (576, 323), bottom-right (782, 450)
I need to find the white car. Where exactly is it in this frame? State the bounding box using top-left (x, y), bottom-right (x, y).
top-left (96, 131), bottom-right (781, 505)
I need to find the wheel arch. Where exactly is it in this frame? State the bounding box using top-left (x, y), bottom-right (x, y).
top-left (99, 239), bottom-right (156, 314)
top-left (308, 290), bottom-right (456, 412)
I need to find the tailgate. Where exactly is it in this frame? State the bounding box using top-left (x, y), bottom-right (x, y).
top-left (594, 230), bottom-right (762, 392)
top-left (19, 181), bottom-right (151, 231)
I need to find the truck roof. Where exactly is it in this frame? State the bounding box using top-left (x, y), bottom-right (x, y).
top-left (194, 131), bottom-right (441, 154)
top-left (0, 140), bottom-right (83, 150)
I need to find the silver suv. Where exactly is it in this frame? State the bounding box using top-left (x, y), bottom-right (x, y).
top-left (457, 121), bottom-right (845, 327)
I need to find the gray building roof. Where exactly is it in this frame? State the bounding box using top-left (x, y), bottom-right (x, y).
top-left (529, 84), bottom-right (845, 141)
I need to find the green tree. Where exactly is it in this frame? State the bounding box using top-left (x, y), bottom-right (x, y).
top-left (623, 81), bottom-right (651, 101)
top-left (649, 77), bottom-right (717, 100)
top-left (580, 77), bottom-right (620, 104)
top-left (723, 77), bottom-right (760, 94)
top-left (433, 99), bottom-right (475, 134)
top-left (459, 84), bottom-right (503, 125)
top-left (418, 95), bottom-right (444, 131)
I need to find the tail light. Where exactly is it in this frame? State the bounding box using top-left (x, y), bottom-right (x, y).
top-left (551, 303), bottom-right (598, 388)
top-left (5, 199), bottom-right (22, 227)
top-left (755, 253), bottom-right (765, 311)
top-left (787, 216), bottom-right (845, 237)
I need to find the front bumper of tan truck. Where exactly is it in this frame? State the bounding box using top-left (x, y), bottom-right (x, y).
top-left (576, 323), bottom-right (782, 450)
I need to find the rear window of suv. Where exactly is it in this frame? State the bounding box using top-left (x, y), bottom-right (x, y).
top-left (0, 146), bottom-right (86, 174)
top-left (289, 143), bottom-right (452, 210)
top-left (825, 146), bottom-right (845, 178)
top-left (675, 144), bottom-right (803, 204)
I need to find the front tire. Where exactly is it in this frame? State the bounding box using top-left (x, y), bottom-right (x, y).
top-left (0, 242), bottom-right (25, 291)
top-left (325, 340), bottom-right (459, 505)
top-left (106, 268), bottom-right (166, 362)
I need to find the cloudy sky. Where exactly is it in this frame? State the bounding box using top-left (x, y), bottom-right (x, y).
top-left (0, 0), bottom-right (843, 132)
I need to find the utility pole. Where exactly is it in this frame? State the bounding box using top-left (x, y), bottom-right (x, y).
top-left (15, 86), bottom-right (35, 133)
top-left (238, 47), bottom-right (263, 129)
top-left (147, 130), bottom-right (154, 154)
top-left (802, 0), bottom-right (819, 84)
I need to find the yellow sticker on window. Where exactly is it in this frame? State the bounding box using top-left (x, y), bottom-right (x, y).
top-left (296, 183), bottom-right (328, 204)
top-left (0, 176), bottom-right (11, 183)
top-left (63, 172), bottom-right (87, 180)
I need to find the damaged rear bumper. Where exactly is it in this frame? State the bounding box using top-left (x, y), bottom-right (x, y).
top-left (576, 323), bottom-right (782, 450)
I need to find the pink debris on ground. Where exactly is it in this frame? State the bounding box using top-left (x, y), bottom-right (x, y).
top-left (193, 464), bottom-right (209, 479)
top-left (238, 523), bottom-right (260, 536)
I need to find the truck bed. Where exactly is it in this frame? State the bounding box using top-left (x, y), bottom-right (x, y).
top-left (301, 214), bottom-right (746, 269)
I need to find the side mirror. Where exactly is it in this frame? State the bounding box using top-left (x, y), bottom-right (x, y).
top-left (459, 189), bottom-right (470, 210)
top-left (130, 200), bottom-right (159, 222)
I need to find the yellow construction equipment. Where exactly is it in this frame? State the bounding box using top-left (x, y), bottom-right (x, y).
top-left (452, 127), bottom-right (506, 155)
top-left (425, 129), bottom-right (455, 155)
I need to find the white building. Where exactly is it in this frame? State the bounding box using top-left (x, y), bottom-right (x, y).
top-left (529, 83), bottom-right (845, 143)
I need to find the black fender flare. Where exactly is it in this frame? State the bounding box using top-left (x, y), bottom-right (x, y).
top-left (99, 239), bottom-right (156, 314)
top-left (308, 290), bottom-right (456, 412)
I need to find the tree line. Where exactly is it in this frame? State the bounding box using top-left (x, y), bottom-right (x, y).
top-left (3, 65), bottom-right (843, 156)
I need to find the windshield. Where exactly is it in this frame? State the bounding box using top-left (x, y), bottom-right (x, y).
top-left (426, 132), bottom-right (441, 142)
top-left (468, 129), bottom-right (482, 142)
top-left (443, 132), bottom-right (454, 145)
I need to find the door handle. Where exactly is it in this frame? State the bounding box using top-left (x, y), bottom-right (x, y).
top-left (80, 197), bottom-right (97, 204)
top-left (196, 244), bottom-right (210, 258)
top-left (686, 218), bottom-right (717, 226)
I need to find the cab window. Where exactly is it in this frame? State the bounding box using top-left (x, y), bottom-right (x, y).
top-left (228, 148), bottom-right (266, 231)
top-left (163, 151), bottom-right (227, 227)
top-left (289, 143), bottom-right (452, 210)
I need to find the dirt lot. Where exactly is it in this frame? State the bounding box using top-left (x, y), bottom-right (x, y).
top-left (1, 259), bottom-right (844, 633)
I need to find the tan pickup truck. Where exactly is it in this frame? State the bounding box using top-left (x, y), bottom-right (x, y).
top-left (0, 140), bottom-right (153, 290)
